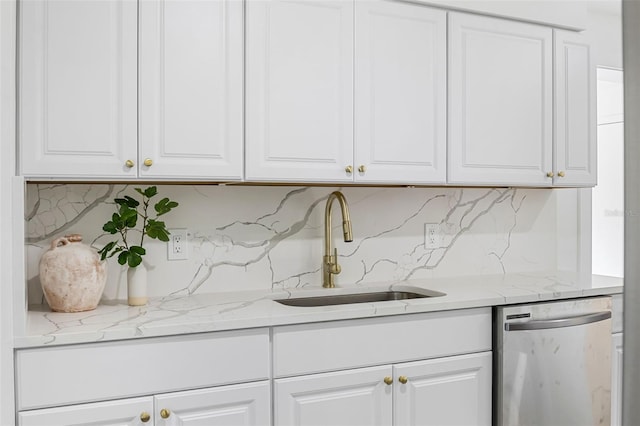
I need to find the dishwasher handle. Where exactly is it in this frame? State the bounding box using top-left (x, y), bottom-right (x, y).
top-left (505, 311), bottom-right (611, 331)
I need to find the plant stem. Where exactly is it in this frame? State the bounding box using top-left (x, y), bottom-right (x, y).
top-left (139, 195), bottom-right (150, 247)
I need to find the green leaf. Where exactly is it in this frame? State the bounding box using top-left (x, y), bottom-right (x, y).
top-left (129, 245), bottom-right (146, 255)
top-left (128, 251), bottom-right (143, 267)
top-left (97, 241), bottom-right (117, 260)
top-left (146, 219), bottom-right (170, 241)
top-left (114, 196), bottom-right (139, 208)
top-left (154, 197), bottom-right (179, 216)
top-left (136, 186), bottom-right (158, 199)
top-left (117, 251), bottom-right (129, 265)
top-left (119, 205), bottom-right (138, 228)
top-left (102, 221), bottom-right (118, 234)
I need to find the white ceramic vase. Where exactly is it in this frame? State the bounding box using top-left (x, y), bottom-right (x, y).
top-left (39, 234), bottom-right (107, 312)
top-left (127, 263), bottom-right (148, 306)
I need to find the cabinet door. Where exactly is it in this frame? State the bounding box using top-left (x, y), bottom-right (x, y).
top-left (139, 0), bottom-right (243, 180)
top-left (155, 381), bottom-right (270, 426)
top-left (274, 365), bottom-right (392, 426)
top-left (611, 333), bottom-right (623, 426)
top-left (448, 13), bottom-right (553, 186)
top-left (19, 0), bottom-right (137, 178)
top-left (553, 30), bottom-right (596, 187)
top-left (245, 0), bottom-right (354, 183)
top-left (18, 396), bottom-right (153, 426)
top-left (355, 1), bottom-right (446, 184)
top-left (394, 352), bottom-right (492, 426)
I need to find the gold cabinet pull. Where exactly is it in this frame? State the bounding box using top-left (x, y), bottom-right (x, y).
top-left (546, 171), bottom-right (554, 178)
top-left (345, 165), bottom-right (353, 174)
top-left (143, 158), bottom-right (153, 167)
top-left (383, 376), bottom-right (393, 385)
top-left (558, 171), bottom-right (565, 177)
top-left (125, 159), bottom-right (135, 168)
top-left (398, 376), bottom-right (408, 384)
top-left (160, 408), bottom-right (171, 419)
top-left (358, 165), bottom-right (366, 173)
top-left (140, 412), bottom-right (151, 423)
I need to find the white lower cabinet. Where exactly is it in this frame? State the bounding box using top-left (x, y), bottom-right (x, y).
top-left (18, 381), bottom-right (270, 426)
top-left (275, 352), bottom-right (491, 426)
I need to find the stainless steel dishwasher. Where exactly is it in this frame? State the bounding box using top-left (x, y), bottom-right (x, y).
top-left (494, 296), bottom-right (612, 426)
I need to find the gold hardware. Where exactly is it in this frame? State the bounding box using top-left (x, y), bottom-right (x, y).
top-left (358, 165), bottom-right (366, 173)
top-left (125, 160), bottom-right (135, 168)
top-left (160, 408), bottom-right (170, 419)
top-left (345, 165), bottom-right (353, 174)
top-left (399, 376), bottom-right (408, 384)
top-left (383, 376), bottom-right (393, 385)
top-left (558, 171), bottom-right (565, 177)
top-left (143, 158), bottom-right (153, 167)
top-left (323, 191), bottom-right (353, 288)
top-left (546, 172), bottom-right (554, 178)
top-left (140, 412), bottom-right (151, 423)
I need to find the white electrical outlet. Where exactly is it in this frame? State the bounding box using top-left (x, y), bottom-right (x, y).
top-left (168, 229), bottom-right (188, 260)
top-left (424, 223), bottom-right (441, 249)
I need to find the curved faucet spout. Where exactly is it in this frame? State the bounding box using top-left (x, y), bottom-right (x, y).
top-left (323, 191), bottom-right (353, 288)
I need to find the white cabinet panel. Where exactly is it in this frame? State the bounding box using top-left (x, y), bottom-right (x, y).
top-left (19, 0), bottom-right (137, 178)
top-left (155, 381), bottom-right (271, 426)
top-left (18, 396), bottom-right (153, 426)
top-left (448, 13), bottom-right (553, 186)
top-left (274, 365), bottom-right (392, 426)
top-left (355, 1), bottom-right (446, 184)
top-left (553, 30), bottom-right (596, 187)
top-left (245, 0), bottom-right (354, 182)
top-left (394, 352), bottom-right (492, 426)
top-left (139, 0), bottom-right (243, 180)
top-left (611, 332), bottom-right (623, 426)
top-left (16, 329), bottom-right (270, 410)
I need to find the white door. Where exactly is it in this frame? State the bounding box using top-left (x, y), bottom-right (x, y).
top-left (139, 0), bottom-right (243, 180)
top-left (448, 13), bottom-right (553, 186)
top-left (274, 365), bottom-right (393, 426)
top-left (18, 396), bottom-right (153, 426)
top-left (611, 333), bottom-right (623, 426)
top-left (355, 1), bottom-right (446, 184)
top-left (154, 381), bottom-right (271, 426)
top-left (553, 30), bottom-right (597, 187)
top-left (245, 0), bottom-right (354, 183)
top-left (393, 352), bottom-right (492, 426)
top-left (19, 0), bottom-right (137, 178)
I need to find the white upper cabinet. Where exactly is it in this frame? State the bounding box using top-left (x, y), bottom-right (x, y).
top-left (553, 29), bottom-right (596, 187)
top-left (245, 0), bottom-right (354, 183)
top-left (138, 0), bottom-right (243, 180)
top-left (20, 0), bottom-right (243, 180)
top-left (448, 13), bottom-right (553, 186)
top-left (19, 0), bottom-right (137, 178)
top-left (354, 1), bottom-right (446, 184)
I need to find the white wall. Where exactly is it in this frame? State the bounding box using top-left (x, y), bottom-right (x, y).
top-left (0, 0), bottom-right (16, 423)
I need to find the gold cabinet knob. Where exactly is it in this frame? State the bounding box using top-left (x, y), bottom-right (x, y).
top-left (125, 159), bottom-right (135, 168)
top-left (383, 376), bottom-right (393, 385)
top-left (546, 171), bottom-right (554, 178)
top-left (345, 165), bottom-right (353, 174)
top-left (398, 376), bottom-right (408, 384)
top-left (558, 171), bottom-right (565, 177)
top-left (358, 165), bottom-right (366, 173)
top-left (143, 158), bottom-right (153, 167)
top-left (140, 412), bottom-right (151, 423)
top-left (160, 408), bottom-right (170, 419)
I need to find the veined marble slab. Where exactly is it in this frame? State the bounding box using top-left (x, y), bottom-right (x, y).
top-left (17, 272), bottom-right (622, 348)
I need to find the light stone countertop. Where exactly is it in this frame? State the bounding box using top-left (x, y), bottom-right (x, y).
top-left (17, 271), bottom-right (623, 348)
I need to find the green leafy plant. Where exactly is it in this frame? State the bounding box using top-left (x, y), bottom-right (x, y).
top-left (98, 186), bottom-right (179, 268)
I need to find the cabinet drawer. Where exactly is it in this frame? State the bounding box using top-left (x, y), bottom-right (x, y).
top-left (16, 328), bottom-right (270, 410)
top-left (273, 308), bottom-right (491, 377)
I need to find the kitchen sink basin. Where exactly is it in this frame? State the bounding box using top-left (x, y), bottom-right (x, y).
top-left (274, 289), bottom-right (445, 307)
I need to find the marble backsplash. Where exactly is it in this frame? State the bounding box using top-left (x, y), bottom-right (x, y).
top-left (25, 184), bottom-right (562, 305)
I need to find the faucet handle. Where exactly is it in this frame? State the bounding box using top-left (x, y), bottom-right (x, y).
top-left (330, 248), bottom-right (342, 274)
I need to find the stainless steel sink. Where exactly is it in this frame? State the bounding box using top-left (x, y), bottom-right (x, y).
top-left (274, 289), bottom-right (445, 307)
